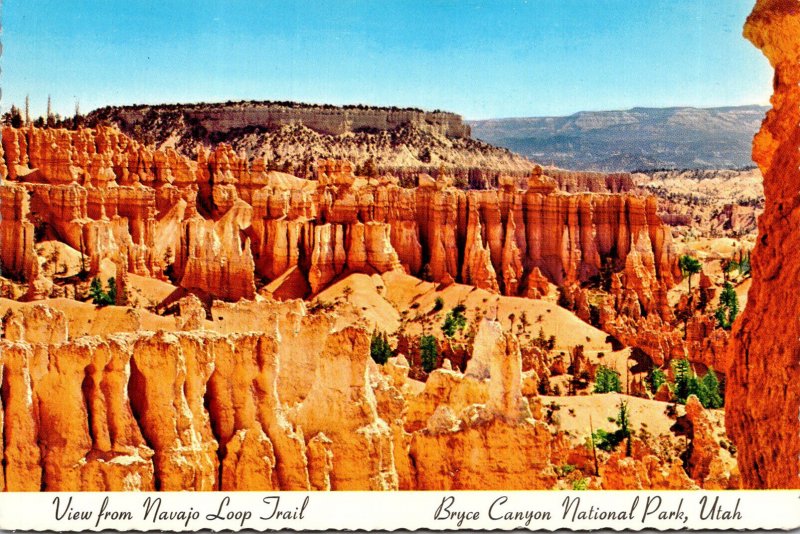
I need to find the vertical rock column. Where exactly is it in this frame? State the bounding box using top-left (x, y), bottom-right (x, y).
top-left (0, 184), bottom-right (38, 281)
top-left (128, 332), bottom-right (219, 490)
top-left (728, 0), bottom-right (800, 489)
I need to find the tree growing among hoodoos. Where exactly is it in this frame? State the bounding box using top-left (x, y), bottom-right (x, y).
top-left (441, 304), bottom-right (467, 338)
top-left (672, 358), bottom-right (724, 408)
top-left (647, 366), bottom-right (667, 394)
top-left (715, 282), bottom-right (739, 330)
top-left (679, 254), bottom-right (702, 293)
top-left (89, 277), bottom-right (117, 306)
top-left (594, 365), bottom-right (622, 393)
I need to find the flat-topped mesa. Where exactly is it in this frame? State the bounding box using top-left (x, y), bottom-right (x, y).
top-left (728, 0), bottom-right (800, 489)
top-left (88, 101), bottom-right (472, 138)
top-left (0, 125), bottom-right (677, 304)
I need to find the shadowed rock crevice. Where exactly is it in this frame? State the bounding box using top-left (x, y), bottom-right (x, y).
top-left (126, 355), bottom-right (160, 490)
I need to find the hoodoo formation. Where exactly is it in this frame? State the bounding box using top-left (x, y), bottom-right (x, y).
top-left (727, 0), bottom-right (800, 489)
top-left (0, 118), bottom-right (749, 491)
top-left (0, 125), bottom-right (678, 303)
top-left (0, 302), bottom-right (737, 491)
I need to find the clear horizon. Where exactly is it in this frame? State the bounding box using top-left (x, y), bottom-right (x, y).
top-left (2, 1), bottom-right (773, 121)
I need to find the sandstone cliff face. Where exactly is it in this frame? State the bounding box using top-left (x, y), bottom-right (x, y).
top-left (1, 301), bottom-right (717, 491)
top-left (409, 321), bottom-right (555, 490)
top-left (0, 309), bottom-right (397, 491)
top-left (250, 170), bottom-right (678, 298)
top-left (173, 201), bottom-right (257, 301)
top-left (0, 126), bottom-right (677, 305)
top-left (728, 0), bottom-right (800, 489)
top-left (0, 184), bottom-right (38, 282)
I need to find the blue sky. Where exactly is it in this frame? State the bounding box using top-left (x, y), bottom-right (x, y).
top-left (2, 1), bottom-right (772, 120)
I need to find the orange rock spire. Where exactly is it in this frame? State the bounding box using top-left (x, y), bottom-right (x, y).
top-left (727, 0), bottom-right (800, 489)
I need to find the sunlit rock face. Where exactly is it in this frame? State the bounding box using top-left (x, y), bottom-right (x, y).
top-left (727, 0), bottom-right (800, 489)
top-left (0, 315), bottom-right (546, 491)
top-left (0, 300), bottom-right (738, 491)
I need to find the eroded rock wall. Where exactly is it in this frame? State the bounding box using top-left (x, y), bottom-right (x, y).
top-left (0, 126), bottom-right (676, 305)
top-left (0, 311), bottom-right (547, 491)
top-left (92, 103), bottom-right (471, 139)
top-left (0, 326), bottom-right (394, 491)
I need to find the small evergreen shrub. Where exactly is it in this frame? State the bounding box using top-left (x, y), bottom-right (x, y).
top-left (714, 282), bottom-right (739, 330)
top-left (441, 304), bottom-right (467, 338)
top-left (572, 477), bottom-right (588, 490)
top-left (647, 367), bottom-right (667, 394)
top-left (698, 367), bottom-right (724, 409)
top-left (594, 365), bottom-right (622, 393)
top-left (370, 331), bottom-right (392, 365)
top-left (89, 277), bottom-right (116, 306)
top-left (591, 401), bottom-right (632, 455)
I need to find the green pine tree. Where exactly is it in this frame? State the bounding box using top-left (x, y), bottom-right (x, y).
top-left (89, 277), bottom-right (110, 306)
top-left (698, 367), bottom-right (724, 408)
top-left (647, 366), bottom-right (667, 394)
top-left (89, 276), bottom-right (115, 306)
top-left (107, 277), bottom-right (117, 304)
top-left (370, 331), bottom-right (392, 365)
top-left (590, 400), bottom-right (632, 454)
top-left (594, 365), bottom-right (622, 393)
top-left (672, 358), bottom-right (691, 403)
top-left (617, 400), bottom-right (632, 457)
top-left (715, 282), bottom-right (739, 330)
top-left (679, 255), bottom-right (702, 293)
top-left (441, 305), bottom-right (467, 338)
top-left (672, 358), bottom-right (703, 404)
top-left (420, 334), bottom-right (438, 373)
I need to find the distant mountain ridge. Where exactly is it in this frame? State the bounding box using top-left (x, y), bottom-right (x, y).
top-left (468, 105), bottom-right (768, 171)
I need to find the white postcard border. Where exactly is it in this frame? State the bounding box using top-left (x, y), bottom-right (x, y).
top-left (0, 490), bottom-right (797, 531)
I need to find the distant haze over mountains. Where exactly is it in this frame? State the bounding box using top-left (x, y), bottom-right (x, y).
top-left (468, 105), bottom-right (768, 172)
